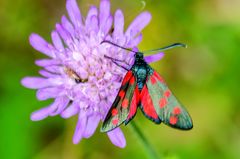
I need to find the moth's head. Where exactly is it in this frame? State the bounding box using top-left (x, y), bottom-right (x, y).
top-left (135, 52), bottom-right (144, 60)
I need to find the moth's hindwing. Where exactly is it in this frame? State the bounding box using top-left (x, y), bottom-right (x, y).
top-left (101, 71), bottom-right (137, 132)
top-left (139, 84), bottom-right (161, 124)
top-left (146, 70), bottom-right (193, 130)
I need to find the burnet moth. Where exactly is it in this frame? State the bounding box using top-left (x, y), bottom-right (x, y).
top-left (101, 41), bottom-right (193, 132)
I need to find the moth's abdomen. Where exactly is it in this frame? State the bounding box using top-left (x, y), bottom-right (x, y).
top-left (136, 67), bottom-right (147, 90)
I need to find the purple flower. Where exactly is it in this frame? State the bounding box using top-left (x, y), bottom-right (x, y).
top-left (21, 0), bottom-right (164, 148)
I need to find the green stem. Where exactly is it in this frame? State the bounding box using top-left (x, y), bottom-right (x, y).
top-left (130, 121), bottom-right (160, 159)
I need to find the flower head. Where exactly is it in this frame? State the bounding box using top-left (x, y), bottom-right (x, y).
top-left (21, 0), bottom-right (163, 148)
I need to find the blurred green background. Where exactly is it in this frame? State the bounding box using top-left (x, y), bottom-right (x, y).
top-left (0, 0), bottom-right (240, 158)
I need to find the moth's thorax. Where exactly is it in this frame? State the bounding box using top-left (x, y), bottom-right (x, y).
top-left (131, 52), bottom-right (154, 90)
top-left (131, 60), bottom-right (153, 90)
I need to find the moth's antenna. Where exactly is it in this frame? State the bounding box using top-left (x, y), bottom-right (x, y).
top-left (101, 40), bottom-right (138, 54)
top-left (142, 43), bottom-right (187, 54)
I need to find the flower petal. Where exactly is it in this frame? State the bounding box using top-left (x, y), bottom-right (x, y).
top-left (35, 59), bottom-right (60, 67)
top-left (36, 87), bottom-right (62, 101)
top-left (82, 115), bottom-right (100, 138)
top-left (73, 111), bottom-right (87, 144)
top-left (89, 15), bottom-right (99, 33)
top-left (56, 24), bottom-right (73, 49)
top-left (102, 15), bottom-right (113, 35)
top-left (99, 0), bottom-right (110, 29)
top-left (38, 70), bottom-right (58, 78)
top-left (44, 65), bottom-right (62, 74)
top-left (113, 9), bottom-right (124, 38)
top-left (66, 0), bottom-right (82, 28)
top-left (61, 15), bottom-right (75, 37)
top-left (144, 52), bottom-right (165, 63)
top-left (30, 106), bottom-right (51, 121)
top-left (29, 33), bottom-right (55, 57)
top-left (49, 96), bottom-right (70, 116)
top-left (125, 12), bottom-right (151, 38)
top-left (128, 34), bottom-right (142, 48)
top-left (85, 6), bottom-right (98, 29)
top-left (51, 31), bottom-right (64, 51)
top-left (107, 128), bottom-right (126, 148)
top-left (61, 102), bottom-right (79, 118)
top-left (21, 77), bottom-right (50, 89)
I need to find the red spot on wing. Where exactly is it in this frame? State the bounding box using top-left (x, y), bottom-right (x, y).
top-left (150, 76), bottom-right (157, 85)
top-left (129, 76), bottom-right (135, 85)
top-left (159, 98), bottom-right (167, 108)
top-left (122, 71), bottom-right (133, 85)
top-left (122, 99), bottom-right (129, 108)
top-left (111, 108), bottom-right (118, 116)
top-left (127, 86), bottom-right (140, 120)
top-left (119, 90), bottom-right (125, 99)
top-left (173, 106), bottom-right (181, 115)
top-left (153, 71), bottom-right (165, 83)
top-left (169, 116), bottom-right (178, 125)
top-left (164, 90), bottom-right (171, 98)
top-left (140, 85), bottom-right (159, 120)
top-left (112, 118), bottom-right (119, 125)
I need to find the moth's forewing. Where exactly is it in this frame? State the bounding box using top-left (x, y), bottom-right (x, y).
top-left (146, 70), bottom-right (193, 130)
top-left (101, 71), bottom-right (138, 132)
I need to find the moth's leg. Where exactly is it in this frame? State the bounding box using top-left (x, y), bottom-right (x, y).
top-left (104, 55), bottom-right (130, 67)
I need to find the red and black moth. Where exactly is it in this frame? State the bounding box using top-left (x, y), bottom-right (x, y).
top-left (101, 41), bottom-right (193, 132)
